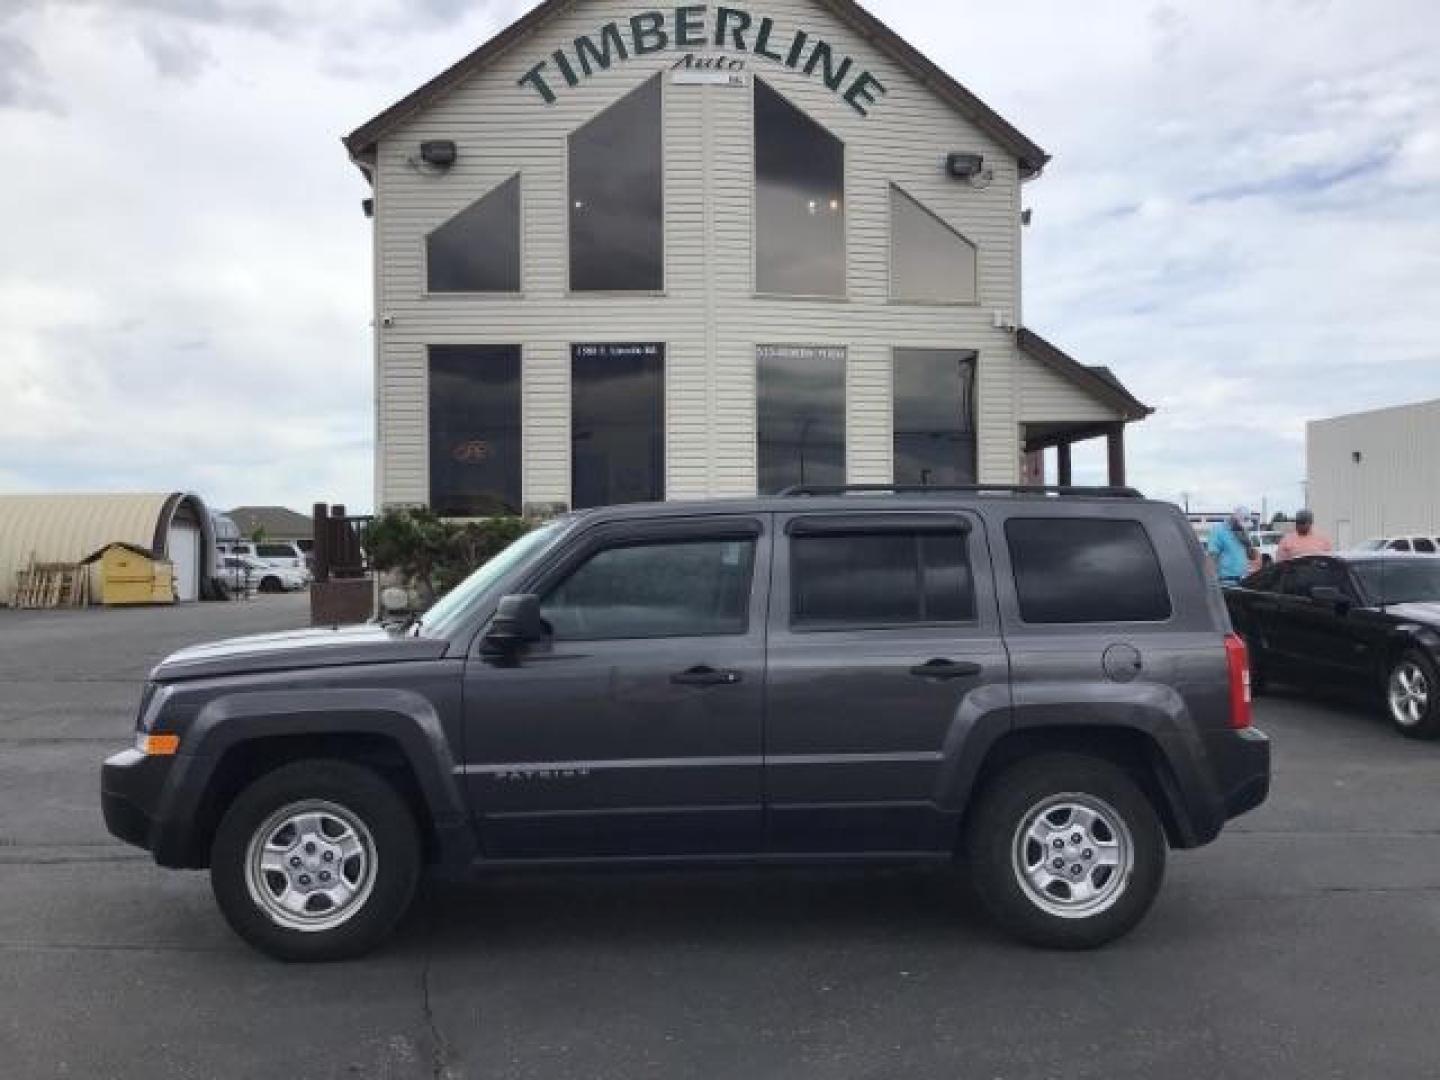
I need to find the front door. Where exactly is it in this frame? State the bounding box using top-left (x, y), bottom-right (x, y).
top-left (764, 511), bottom-right (1009, 853)
top-left (463, 516), bottom-right (770, 859)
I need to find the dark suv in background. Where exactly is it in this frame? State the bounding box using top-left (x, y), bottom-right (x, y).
top-left (103, 487), bottom-right (1270, 961)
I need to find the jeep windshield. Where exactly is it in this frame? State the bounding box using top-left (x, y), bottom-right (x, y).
top-left (415, 521), bottom-right (565, 639)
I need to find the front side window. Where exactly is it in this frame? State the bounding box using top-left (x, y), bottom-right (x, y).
top-left (792, 529), bottom-right (975, 628)
top-left (572, 343), bottom-right (664, 509)
top-left (754, 78), bottom-right (845, 296)
top-left (541, 538), bottom-right (756, 641)
top-left (428, 345), bottom-right (522, 517)
top-left (893, 349), bottom-right (977, 487)
top-left (1006, 518), bottom-right (1171, 624)
top-left (427, 174), bottom-right (521, 293)
top-left (569, 75), bottom-right (663, 291)
top-left (757, 345), bottom-right (845, 495)
top-left (889, 186), bottom-right (978, 303)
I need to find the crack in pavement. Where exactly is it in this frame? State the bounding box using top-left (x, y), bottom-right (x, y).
top-left (419, 893), bottom-right (460, 1080)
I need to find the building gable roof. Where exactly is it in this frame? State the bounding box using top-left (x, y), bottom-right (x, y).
top-left (226, 506), bottom-right (314, 540)
top-left (1016, 328), bottom-right (1153, 422)
top-left (343, 0), bottom-right (1050, 177)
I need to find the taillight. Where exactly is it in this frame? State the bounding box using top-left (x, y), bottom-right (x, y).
top-left (1224, 633), bottom-right (1252, 730)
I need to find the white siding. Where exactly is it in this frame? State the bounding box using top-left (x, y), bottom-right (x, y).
top-left (367, 0), bottom-right (1100, 508)
top-left (1308, 399), bottom-right (1440, 547)
top-left (1015, 348), bottom-right (1122, 424)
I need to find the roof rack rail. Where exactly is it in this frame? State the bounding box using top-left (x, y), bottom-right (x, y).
top-left (777, 484), bottom-right (1145, 499)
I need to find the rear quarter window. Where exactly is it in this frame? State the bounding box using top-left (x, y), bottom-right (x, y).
top-left (1006, 518), bottom-right (1172, 624)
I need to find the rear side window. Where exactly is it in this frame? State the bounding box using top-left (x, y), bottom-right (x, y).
top-left (792, 530), bottom-right (975, 628)
top-left (1006, 518), bottom-right (1171, 624)
top-left (256, 544), bottom-right (294, 558)
top-left (1413, 538), bottom-right (1436, 554)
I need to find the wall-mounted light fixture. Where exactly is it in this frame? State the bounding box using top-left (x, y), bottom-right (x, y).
top-left (361, 197), bottom-right (374, 219)
top-left (947, 152), bottom-right (984, 178)
top-left (1021, 208), bottom-right (1033, 227)
top-left (1352, 451), bottom-right (1363, 464)
top-left (420, 140), bottom-right (457, 167)
top-left (408, 140), bottom-right (458, 175)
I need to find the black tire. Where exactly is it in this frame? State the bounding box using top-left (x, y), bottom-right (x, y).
top-left (259, 576), bottom-right (281, 593)
top-left (1384, 650), bottom-right (1440, 740)
top-left (210, 759), bottom-right (421, 962)
top-left (964, 753), bottom-right (1166, 949)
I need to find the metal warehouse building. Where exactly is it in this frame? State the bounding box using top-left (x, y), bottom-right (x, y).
top-left (344, 0), bottom-right (1151, 516)
top-left (1309, 398), bottom-right (1440, 550)
top-left (0, 493), bottom-right (216, 606)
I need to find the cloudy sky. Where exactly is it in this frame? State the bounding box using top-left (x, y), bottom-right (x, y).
top-left (2, 0), bottom-right (1437, 516)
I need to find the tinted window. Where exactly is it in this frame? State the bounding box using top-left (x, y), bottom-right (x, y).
top-left (755, 78), bottom-right (845, 296)
top-left (1282, 559), bottom-right (1348, 598)
top-left (1242, 564), bottom-right (1281, 591)
top-left (572, 343), bottom-right (664, 509)
top-left (542, 538), bottom-right (755, 640)
top-left (569, 76), bottom-right (663, 291)
top-left (428, 345), bottom-right (522, 516)
top-left (426, 175), bottom-right (521, 293)
top-left (1007, 518), bottom-right (1171, 624)
top-left (894, 349), bottom-right (977, 487)
top-left (1352, 560), bottom-right (1440, 605)
top-left (1413, 537), bottom-right (1435, 553)
top-left (792, 530), bottom-right (975, 627)
top-left (890, 186), bottom-right (977, 303)
top-left (256, 544), bottom-right (294, 558)
top-left (757, 345), bottom-right (845, 494)
top-left (1390, 539), bottom-right (1413, 552)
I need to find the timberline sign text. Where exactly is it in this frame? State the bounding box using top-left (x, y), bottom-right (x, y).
top-left (518, 6), bottom-right (888, 115)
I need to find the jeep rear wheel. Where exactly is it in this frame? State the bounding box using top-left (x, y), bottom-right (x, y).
top-left (210, 759), bottom-right (420, 962)
top-left (965, 753), bottom-right (1165, 949)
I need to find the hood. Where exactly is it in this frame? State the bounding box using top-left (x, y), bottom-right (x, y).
top-left (151, 622), bottom-right (449, 682)
top-left (1385, 602), bottom-right (1440, 627)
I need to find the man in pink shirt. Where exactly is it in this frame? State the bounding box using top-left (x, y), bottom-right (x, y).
top-left (1277, 509), bottom-right (1334, 561)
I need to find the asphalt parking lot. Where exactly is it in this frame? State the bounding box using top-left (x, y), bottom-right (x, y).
top-left (3, 598), bottom-right (1440, 1079)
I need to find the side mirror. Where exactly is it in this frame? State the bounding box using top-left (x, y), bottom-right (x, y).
top-left (1310, 586), bottom-right (1348, 611)
top-left (482, 594), bottom-right (545, 655)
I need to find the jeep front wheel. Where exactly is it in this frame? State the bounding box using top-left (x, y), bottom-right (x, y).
top-left (210, 759), bottom-right (420, 962)
top-left (965, 753), bottom-right (1165, 949)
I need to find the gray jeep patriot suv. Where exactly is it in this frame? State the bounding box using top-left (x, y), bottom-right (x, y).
top-left (102, 486), bottom-right (1270, 961)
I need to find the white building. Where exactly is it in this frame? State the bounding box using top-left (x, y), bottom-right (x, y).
top-left (1309, 398), bottom-right (1440, 549)
top-left (344, 0), bottom-right (1151, 516)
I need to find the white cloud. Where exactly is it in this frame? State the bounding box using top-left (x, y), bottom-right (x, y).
top-left (2, 0), bottom-right (1438, 516)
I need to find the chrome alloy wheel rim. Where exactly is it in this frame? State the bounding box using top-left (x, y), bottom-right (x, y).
top-left (1389, 661), bottom-right (1431, 729)
top-left (1011, 794), bottom-right (1134, 919)
top-left (244, 800), bottom-right (377, 932)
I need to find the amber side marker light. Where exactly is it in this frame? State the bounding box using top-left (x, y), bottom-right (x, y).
top-left (136, 733), bottom-right (180, 756)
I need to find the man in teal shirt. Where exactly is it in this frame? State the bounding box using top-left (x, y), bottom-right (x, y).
top-left (1208, 507), bottom-right (1253, 584)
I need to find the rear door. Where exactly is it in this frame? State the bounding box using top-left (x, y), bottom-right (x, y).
top-left (763, 511), bottom-right (1009, 854)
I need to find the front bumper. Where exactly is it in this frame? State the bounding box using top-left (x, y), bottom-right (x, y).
top-left (101, 748), bottom-right (185, 863)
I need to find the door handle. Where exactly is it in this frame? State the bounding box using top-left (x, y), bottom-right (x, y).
top-left (671, 665), bottom-right (742, 687)
top-left (909, 659), bottom-right (983, 680)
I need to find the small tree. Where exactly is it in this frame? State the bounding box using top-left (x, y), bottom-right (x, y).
top-left (364, 508), bottom-right (533, 605)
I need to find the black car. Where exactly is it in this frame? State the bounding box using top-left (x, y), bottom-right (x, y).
top-left (1226, 554), bottom-right (1440, 737)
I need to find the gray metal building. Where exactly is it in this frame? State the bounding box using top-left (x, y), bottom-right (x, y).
top-left (1308, 398), bottom-right (1440, 549)
top-left (344, 0), bottom-right (1152, 516)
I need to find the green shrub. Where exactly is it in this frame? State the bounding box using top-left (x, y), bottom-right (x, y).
top-left (364, 508), bottom-right (534, 604)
